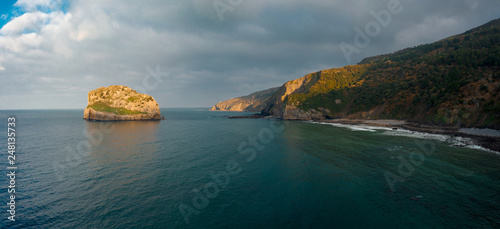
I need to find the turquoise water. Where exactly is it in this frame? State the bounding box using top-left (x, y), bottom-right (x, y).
top-left (0, 109), bottom-right (499, 228)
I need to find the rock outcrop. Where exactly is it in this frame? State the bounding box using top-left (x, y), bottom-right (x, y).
top-left (261, 72), bottom-right (333, 120)
top-left (83, 85), bottom-right (162, 121)
top-left (210, 87), bottom-right (279, 112)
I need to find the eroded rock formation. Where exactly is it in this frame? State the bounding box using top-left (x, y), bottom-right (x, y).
top-left (83, 85), bottom-right (162, 121)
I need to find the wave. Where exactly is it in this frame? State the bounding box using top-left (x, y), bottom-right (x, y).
top-left (312, 122), bottom-right (394, 132)
top-left (381, 130), bottom-right (500, 155)
top-left (311, 121), bottom-right (500, 155)
top-left (381, 129), bottom-right (450, 142)
top-left (464, 144), bottom-right (500, 155)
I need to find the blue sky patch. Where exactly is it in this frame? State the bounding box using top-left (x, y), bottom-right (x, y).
top-left (0, 0), bottom-right (69, 29)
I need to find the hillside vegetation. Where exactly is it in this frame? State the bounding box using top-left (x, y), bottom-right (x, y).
top-left (278, 18), bottom-right (500, 128)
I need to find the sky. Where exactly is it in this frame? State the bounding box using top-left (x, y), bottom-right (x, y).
top-left (0, 0), bottom-right (499, 109)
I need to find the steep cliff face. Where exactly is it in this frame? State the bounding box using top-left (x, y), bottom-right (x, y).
top-left (262, 72), bottom-right (327, 120)
top-left (83, 85), bottom-right (162, 121)
top-left (210, 87), bottom-right (279, 112)
top-left (262, 66), bottom-right (366, 120)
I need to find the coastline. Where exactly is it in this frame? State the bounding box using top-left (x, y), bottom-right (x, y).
top-left (316, 119), bottom-right (500, 153)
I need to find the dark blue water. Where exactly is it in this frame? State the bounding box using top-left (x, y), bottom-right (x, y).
top-left (0, 109), bottom-right (499, 228)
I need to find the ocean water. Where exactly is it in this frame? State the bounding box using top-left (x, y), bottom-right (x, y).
top-left (0, 109), bottom-right (499, 228)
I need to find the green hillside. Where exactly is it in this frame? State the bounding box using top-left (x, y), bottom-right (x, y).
top-left (268, 18), bottom-right (500, 128)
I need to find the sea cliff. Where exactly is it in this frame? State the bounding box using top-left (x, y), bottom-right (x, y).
top-left (83, 85), bottom-right (162, 121)
top-left (210, 87), bottom-right (279, 112)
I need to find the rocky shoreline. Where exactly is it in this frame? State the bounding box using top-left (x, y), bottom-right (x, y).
top-left (317, 119), bottom-right (500, 153)
top-left (395, 122), bottom-right (500, 153)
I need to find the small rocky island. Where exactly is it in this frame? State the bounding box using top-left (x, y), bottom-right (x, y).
top-left (83, 85), bottom-right (163, 121)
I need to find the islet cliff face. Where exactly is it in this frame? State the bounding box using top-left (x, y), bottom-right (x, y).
top-left (83, 85), bottom-right (162, 121)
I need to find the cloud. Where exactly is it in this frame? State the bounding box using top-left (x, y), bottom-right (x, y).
top-left (0, 11), bottom-right (49, 35)
top-left (40, 76), bottom-right (64, 83)
top-left (14, 0), bottom-right (60, 12)
top-left (0, 0), bottom-right (499, 109)
top-left (0, 33), bottom-right (44, 53)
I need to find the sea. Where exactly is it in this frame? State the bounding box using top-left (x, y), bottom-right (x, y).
top-left (0, 109), bottom-right (499, 228)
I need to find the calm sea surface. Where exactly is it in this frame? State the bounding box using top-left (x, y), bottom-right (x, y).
top-left (0, 109), bottom-right (499, 228)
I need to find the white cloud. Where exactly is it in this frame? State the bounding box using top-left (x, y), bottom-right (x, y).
top-left (14, 0), bottom-right (55, 12)
top-left (40, 76), bottom-right (64, 83)
top-left (0, 12), bottom-right (49, 35)
top-left (0, 65), bottom-right (5, 71)
top-left (0, 33), bottom-right (43, 53)
top-left (85, 75), bottom-right (95, 81)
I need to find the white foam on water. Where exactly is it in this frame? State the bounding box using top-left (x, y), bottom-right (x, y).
top-left (310, 121), bottom-right (500, 155)
top-left (381, 129), bottom-right (451, 142)
top-left (312, 122), bottom-right (393, 132)
top-left (386, 146), bottom-right (404, 152)
top-left (464, 144), bottom-right (500, 155)
top-left (382, 130), bottom-right (500, 154)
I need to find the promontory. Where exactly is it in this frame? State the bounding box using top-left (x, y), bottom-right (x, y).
top-left (83, 85), bottom-right (162, 121)
top-left (210, 18), bottom-right (500, 129)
